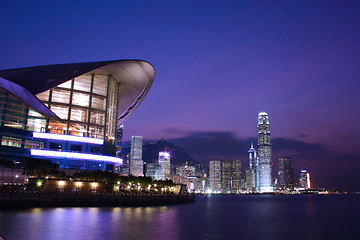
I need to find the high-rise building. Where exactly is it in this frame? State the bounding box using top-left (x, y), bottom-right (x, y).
top-left (158, 151), bottom-right (171, 180)
top-left (130, 136), bottom-right (143, 176)
top-left (209, 160), bottom-right (222, 193)
top-left (278, 157), bottom-right (294, 189)
top-left (245, 143), bottom-right (257, 191)
top-left (221, 159), bottom-right (241, 193)
top-left (299, 170), bottom-right (311, 189)
top-left (221, 160), bottom-right (232, 193)
top-left (115, 124), bottom-right (124, 158)
top-left (231, 159), bottom-right (242, 192)
top-left (257, 112), bottom-right (273, 192)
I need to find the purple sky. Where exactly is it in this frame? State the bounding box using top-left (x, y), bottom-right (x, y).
top-left (1, 0), bottom-right (359, 191)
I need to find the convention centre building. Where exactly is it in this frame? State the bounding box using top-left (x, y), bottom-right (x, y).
top-left (0, 60), bottom-right (155, 171)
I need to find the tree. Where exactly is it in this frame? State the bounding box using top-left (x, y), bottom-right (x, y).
top-left (21, 157), bottom-right (60, 179)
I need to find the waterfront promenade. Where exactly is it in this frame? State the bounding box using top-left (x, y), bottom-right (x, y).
top-left (0, 192), bottom-right (195, 208)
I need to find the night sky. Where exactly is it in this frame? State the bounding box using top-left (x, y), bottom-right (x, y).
top-left (1, 0), bottom-right (359, 191)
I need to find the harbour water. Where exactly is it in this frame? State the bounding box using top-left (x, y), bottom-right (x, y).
top-left (0, 194), bottom-right (359, 240)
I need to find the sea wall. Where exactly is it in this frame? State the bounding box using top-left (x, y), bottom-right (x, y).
top-left (0, 192), bottom-right (196, 208)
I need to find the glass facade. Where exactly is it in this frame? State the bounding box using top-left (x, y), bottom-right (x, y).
top-left (257, 112), bottom-right (273, 192)
top-left (0, 59), bottom-right (154, 172)
top-left (35, 74), bottom-right (119, 142)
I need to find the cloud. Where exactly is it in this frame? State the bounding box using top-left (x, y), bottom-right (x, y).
top-left (297, 133), bottom-right (308, 138)
top-left (167, 131), bottom-right (253, 162)
top-left (166, 130), bottom-right (325, 163)
top-left (272, 138), bottom-right (324, 153)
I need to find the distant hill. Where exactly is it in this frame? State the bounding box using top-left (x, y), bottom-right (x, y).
top-left (121, 139), bottom-right (199, 166)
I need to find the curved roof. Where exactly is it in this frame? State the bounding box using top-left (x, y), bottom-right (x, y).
top-left (0, 60), bottom-right (155, 126)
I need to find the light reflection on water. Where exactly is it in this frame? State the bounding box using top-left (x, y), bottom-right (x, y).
top-left (0, 195), bottom-right (359, 240)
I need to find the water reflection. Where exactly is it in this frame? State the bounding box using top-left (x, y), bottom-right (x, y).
top-left (0, 195), bottom-right (358, 240)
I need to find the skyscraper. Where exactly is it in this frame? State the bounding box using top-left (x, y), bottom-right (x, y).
top-left (220, 159), bottom-right (242, 193)
top-left (231, 159), bottom-right (242, 192)
top-left (245, 143), bottom-right (257, 191)
top-left (278, 157), bottom-right (294, 189)
top-left (130, 136), bottom-right (143, 176)
top-left (221, 160), bottom-right (232, 193)
top-left (299, 170), bottom-right (311, 189)
top-left (257, 112), bottom-right (273, 192)
top-left (115, 124), bottom-right (124, 158)
top-left (209, 160), bottom-right (222, 193)
top-left (158, 151), bottom-right (171, 180)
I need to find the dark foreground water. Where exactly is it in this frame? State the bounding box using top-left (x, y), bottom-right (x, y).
top-left (0, 194), bottom-right (359, 240)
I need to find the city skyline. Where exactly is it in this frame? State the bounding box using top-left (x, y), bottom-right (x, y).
top-left (0, 1), bottom-right (359, 191)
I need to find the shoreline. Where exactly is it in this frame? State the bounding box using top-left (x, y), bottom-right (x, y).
top-left (0, 192), bottom-right (196, 208)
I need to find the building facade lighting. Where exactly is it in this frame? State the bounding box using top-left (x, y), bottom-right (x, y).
top-left (33, 132), bottom-right (104, 145)
top-left (31, 149), bottom-right (123, 165)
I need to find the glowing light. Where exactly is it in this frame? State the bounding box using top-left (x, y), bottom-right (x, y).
top-left (37, 181), bottom-right (42, 187)
top-left (30, 149), bottom-right (123, 165)
top-left (76, 182), bottom-right (82, 187)
top-left (15, 175), bottom-right (19, 178)
top-left (159, 152), bottom-right (170, 158)
top-left (307, 173), bottom-right (311, 189)
top-left (59, 181), bottom-right (65, 186)
top-left (91, 182), bottom-right (98, 188)
top-left (33, 132), bottom-right (104, 145)
top-left (117, 181), bottom-right (120, 185)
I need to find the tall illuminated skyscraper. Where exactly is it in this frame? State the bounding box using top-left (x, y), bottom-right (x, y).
top-left (257, 112), bottom-right (273, 192)
top-left (299, 170), bottom-right (311, 189)
top-left (209, 160), bottom-right (222, 193)
top-left (130, 136), bottom-right (143, 176)
top-left (245, 143), bottom-right (257, 191)
top-left (158, 151), bottom-right (171, 180)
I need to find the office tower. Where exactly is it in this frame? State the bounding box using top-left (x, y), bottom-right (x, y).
top-left (245, 143), bottom-right (257, 191)
top-left (231, 159), bottom-right (242, 192)
top-left (115, 124), bottom-right (124, 158)
top-left (158, 151), bottom-right (171, 180)
top-left (221, 159), bottom-right (241, 193)
top-left (209, 160), bottom-right (222, 193)
top-left (130, 136), bottom-right (143, 176)
top-left (278, 157), bottom-right (294, 189)
top-left (257, 112), bottom-right (273, 192)
top-left (222, 160), bottom-right (232, 193)
top-left (299, 170), bottom-right (311, 189)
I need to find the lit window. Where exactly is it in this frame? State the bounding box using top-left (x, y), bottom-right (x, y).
top-left (1, 136), bottom-right (22, 148)
top-left (72, 92), bottom-right (90, 107)
top-left (74, 75), bottom-right (91, 92)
